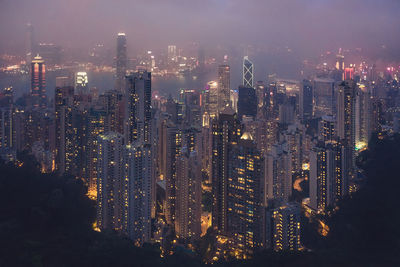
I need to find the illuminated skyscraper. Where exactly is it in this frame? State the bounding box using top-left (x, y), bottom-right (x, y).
top-left (98, 90), bottom-right (125, 134)
top-left (217, 65), bottom-right (231, 113)
top-left (227, 132), bottom-right (264, 254)
top-left (164, 124), bottom-right (181, 225)
top-left (116, 33), bottom-right (127, 92)
top-left (54, 80), bottom-right (88, 178)
top-left (272, 203), bottom-right (301, 251)
top-left (125, 70), bottom-right (152, 144)
top-left (264, 143), bottom-right (292, 205)
top-left (344, 67), bottom-right (354, 81)
top-left (75, 72), bottom-right (89, 94)
top-left (179, 89), bottom-right (201, 127)
top-left (312, 78), bottom-right (335, 118)
top-left (243, 56), bottom-right (254, 88)
top-left (0, 87), bottom-right (14, 150)
top-left (31, 55), bottom-right (46, 108)
top-left (86, 108), bottom-right (106, 196)
top-left (337, 80), bottom-right (356, 192)
top-left (310, 141), bottom-right (345, 212)
top-left (167, 45), bottom-right (177, 63)
top-left (96, 132), bottom-right (125, 231)
top-left (230, 89), bottom-right (238, 113)
top-left (206, 81), bottom-right (219, 119)
top-left (0, 108), bottom-right (14, 150)
top-left (175, 148), bottom-right (202, 241)
top-left (212, 110), bottom-right (241, 234)
top-left (54, 77), bottom-right (74, 173)
top-left (335, 48), bottom-right (344, 71)
top-left (355, 84), bottom-right (372, 150)
top-left (299, 80), bottom-right (313, 121)
top-left (283, 124), bottom-right (306, 174)
top-left (255, 81), bottom-right (265, 117)
top-left (319, 115), bottom-right (336, 142)
top-left (124, 143), bottom-right (153, 246)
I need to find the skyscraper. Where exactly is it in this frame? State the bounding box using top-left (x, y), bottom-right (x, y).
top-left (238, 86), bottom-right (257, 119)
top-left (25, 23), bottom-right (35, 64)
top-left (31, 55), bottom-right (46, 108)
top-left (337, 80), bottom-right (356, 193)
top-left (54, 78), bottom-right (87, 177)
top-left (164, 124), bottom-right (181, 226)
top-left (167, 45), bottom-right (177, 63)
top-left (54, 77), bottom-right (74, 173)
top-left (255, 81), bottom-right (265, 117)
top-left (335, 49), bottom-right (344, 71)
top-left (75, 72), bottom-right (89, 94)
top-left (355, 84), bottom-right (371, 150)
top-left (96, 132), bottom-right (125, 231)
top-left (86, 108), bottom-right (107, 196)
top-left (319, 115), bottom-right (336, 142)
top-left (310, 141), bottom-right (345, 212)
top-left (125, 143), bottom-right (153, 246)
top-left (175, 148), bottom-right (202, 241)
top-left (116, 33), bottom-right (127, 92)
top-left (125, 70), bottom-right (152, 144)
top-left (313, 78), bottom-right (335, 118)
top-left (179, 89), bottom-right (201, 127)
top-left (243, 56), bottom-right (254, 88)
top-left (205, 81), bottom-right (219, 119)
top-left (99, 90), bottom-right (125, 134)
top-left (272, 203), bottom-right (301, 251)
top-left (212, 110), bottom-right (241, 234)
top-left (227, 132), bottom-right (264, 254)
top-left (264, 143), bottom-right (292, 205)
top-left (0, 87), bottom-right (14, 150)
top-left (299, 80), bottom-right (313, 121)
top-left (217, 65), bottom-right (231, 113)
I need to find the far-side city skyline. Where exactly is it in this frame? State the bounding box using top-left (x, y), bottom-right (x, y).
top-left (1, 1), bottom-right (400, 266)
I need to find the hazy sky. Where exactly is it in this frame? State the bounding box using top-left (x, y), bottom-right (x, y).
top-left (1, 0), bottom-right (400, 57)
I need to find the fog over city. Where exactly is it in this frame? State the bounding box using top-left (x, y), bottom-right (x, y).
top-left (1, 0), bottom-right (400, 58)
top-left (1, 1), bottom-right (400, 266)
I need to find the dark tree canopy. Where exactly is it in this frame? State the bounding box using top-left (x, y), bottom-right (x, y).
top-left (1, 135), bottom-right (400, 266)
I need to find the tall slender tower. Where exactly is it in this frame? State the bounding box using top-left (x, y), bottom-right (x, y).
top-left (211, 110), bottom-right (241, 234)
top-left (125, 70), bottom-right (152, 144)
top-left (116, 33), bottom-right (127, 92)
top-left (175, 148), bottom-right (202, 241)
top-left (243, 56), bottom-right (254, 88)
top-left (337, 80), bottom-right (356, 194)
top-left (31, 55), bottom-right (46, 108)
top-left (227, 132), bottom-right (264, 254)
top-left (96, 133), bottom-right (125, 231)
top-left (164, 123), bottom-right (181, 225)
top-left (217, 65), bottom-right (231, 113)
top-left (300, 80), bottom-right (313, 121)
top-left (255, 81), bottom-right (265, 117)
top-left (264, 143), bottom-right (292, 204)
top-left (335, 48), bottom-right (344, 71)
top-left (309, 141), bottom-right (345, 212)
top-left (355, 84), bottom-right (371, 149)
top-left (26, 23), bottom-right (35, 64)
top-left (125, 143), bottom-right (153, 246)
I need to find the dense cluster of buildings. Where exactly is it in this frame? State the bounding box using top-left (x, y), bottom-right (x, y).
top-left (1, 30), bottom-right (400, 261)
